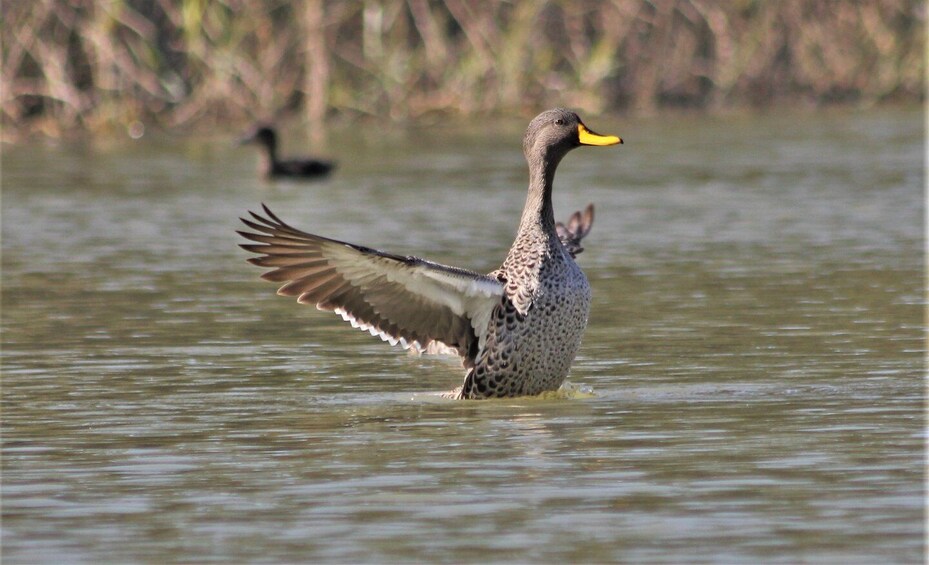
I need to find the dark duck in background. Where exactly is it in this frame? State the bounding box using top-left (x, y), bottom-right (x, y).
top-left (239, 124), bottom-right (335, 180)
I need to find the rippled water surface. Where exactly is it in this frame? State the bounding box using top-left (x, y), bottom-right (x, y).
top-left (2, 108), bottom-right (924, 563)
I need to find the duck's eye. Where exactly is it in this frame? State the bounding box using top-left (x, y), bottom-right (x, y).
top-left (555, 118), bottom-right (565, 126)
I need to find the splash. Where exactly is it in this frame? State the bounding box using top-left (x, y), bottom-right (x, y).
top-left (538, 381), bottom-right (598, 400)
top-left (410, 381), bottom-right (596, 402)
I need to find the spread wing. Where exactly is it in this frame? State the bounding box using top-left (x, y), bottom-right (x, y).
top-left (555, 203), bottom-right (594, 258)
top-left (238, 205), bottom-right (504, 365)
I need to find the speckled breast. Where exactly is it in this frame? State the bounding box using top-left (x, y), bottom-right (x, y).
top-left (466, 250), bottom-right (592, 398)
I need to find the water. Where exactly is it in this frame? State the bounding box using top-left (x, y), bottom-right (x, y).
top-left (2, 108), bottom-right (924, 563)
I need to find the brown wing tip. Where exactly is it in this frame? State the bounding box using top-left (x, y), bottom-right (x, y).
top-left (567, 210), bottom-right (582, 232)
top-left (239, 241), bottom-right (258, 250)
top-left (579, 203), bottom-right (594, 237)
top-left (260, 203), bottom-right (285, 224)
top-left (274, 283), bottom-right (300, 296)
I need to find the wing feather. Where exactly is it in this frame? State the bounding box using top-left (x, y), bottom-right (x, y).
top-left (555, 203), bottom-right (595, 258)
top-left (238, 205), bottom-right (504, 364)
top-left (248, 255), bottom-right (327, 268)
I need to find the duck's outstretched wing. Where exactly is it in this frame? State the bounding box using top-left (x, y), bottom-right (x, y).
top-left (238, 205), bottom-right (503, 365)
top-left (555, 203), bottom-right (594, 258)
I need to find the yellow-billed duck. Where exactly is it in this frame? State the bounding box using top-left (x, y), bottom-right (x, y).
top-left (238, 108), bottom-right (621, 398)
top-left (239, 124), bottom-right (335, 179)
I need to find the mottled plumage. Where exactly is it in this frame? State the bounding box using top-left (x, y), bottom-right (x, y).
top-left (239, 124), bottom-right (335, 179)
top-left (238, 108), bottom-right (621, 398)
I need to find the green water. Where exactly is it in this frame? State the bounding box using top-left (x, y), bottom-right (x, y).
top-left (2, 108), bottom-right (924, 563)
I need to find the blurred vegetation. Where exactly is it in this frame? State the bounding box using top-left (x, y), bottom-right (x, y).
top-left (2, 0), bottom-right (924, 137)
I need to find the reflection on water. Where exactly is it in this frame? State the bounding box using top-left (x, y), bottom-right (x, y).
top-left (2, 108), bottom-right (925, 563)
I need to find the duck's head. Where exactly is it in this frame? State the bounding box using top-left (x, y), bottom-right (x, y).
top-left (523, 108), bottom-right (622, 168)
top-left (239, 124), bottom-right (278, 151)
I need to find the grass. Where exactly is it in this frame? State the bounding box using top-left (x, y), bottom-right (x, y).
top-left (1, 0), bottom-right (924, 138)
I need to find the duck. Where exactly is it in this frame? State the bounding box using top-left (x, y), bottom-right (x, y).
top-left (239, 124), bottom-right (335, 179)
top-left (238, 108), bottom-right (621, 398)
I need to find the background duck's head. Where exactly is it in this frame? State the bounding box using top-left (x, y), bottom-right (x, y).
top-left (523, 108), bottom-right (622, 171)
top-left (239, 124), bottom-right (278, 153)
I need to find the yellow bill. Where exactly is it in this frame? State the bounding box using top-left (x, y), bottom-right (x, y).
top-left (578, 123), bottom-right (622, 146)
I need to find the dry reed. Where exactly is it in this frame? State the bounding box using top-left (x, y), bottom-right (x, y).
top-left (1, 0), bottom-right (924, 137)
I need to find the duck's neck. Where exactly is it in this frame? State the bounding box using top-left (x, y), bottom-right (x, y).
top-left (517, 152), bottom-right (561, 236)
top-left (260, 140), bottom-right (279, 175)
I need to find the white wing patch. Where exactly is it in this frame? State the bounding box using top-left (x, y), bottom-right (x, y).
top-left (332, 306), bottom-right (471, 357)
